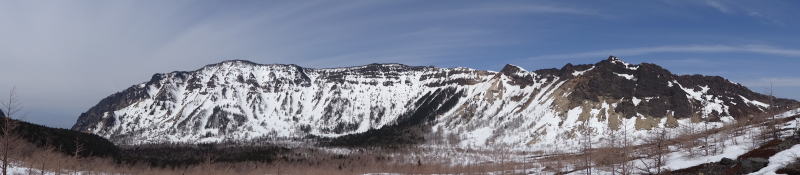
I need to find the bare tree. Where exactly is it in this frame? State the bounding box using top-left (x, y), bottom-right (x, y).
top-left (689, 99), bottom-right (718, 157)
top-left (594, 121), bottom-right (636, 175)
top-left (768, 81), bottom-right (781, 140)
top-left (618, 124), bottom-right (633, 175)
top-left (702, 122), bottom-right (712, 156)
top-left (638, 127), bottom-right (670, 174)
top-left (73, 137), bottom-right (85, 159)
top-left (728, 121), bottom-right (741, 145)
top-left (677, 124), bottom-right (699, 158)
top-left (749, 123), bottom-right (765, 150)
top-left (601, 126), bottom-right (633, 175)
top-left (1, 88), bottom-right (22, 175)
top-left (578, 123), bottom-right (594, 175)
top-left (38, 145), bottom-right (55, 175)
top-left (71, 136), bottom-right (86, 174)
top-left (602, 128), bottom-right (619, 175)
top-left (617, 80), bottom-right (636, 175)
top-left (794, 118), bottom-right (800, 137)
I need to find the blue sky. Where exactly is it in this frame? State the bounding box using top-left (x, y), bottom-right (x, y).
top-left (0, 0), bottom-right (798, 128)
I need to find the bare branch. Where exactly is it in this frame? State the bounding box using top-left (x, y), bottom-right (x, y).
top-left (1, 87), bottom-right (23, 175)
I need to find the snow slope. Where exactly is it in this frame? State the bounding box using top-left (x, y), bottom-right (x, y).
top-left (72, 57), bottom-right (792, 147)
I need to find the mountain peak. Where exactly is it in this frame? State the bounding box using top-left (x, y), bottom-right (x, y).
top-left (214, 59), bottom-right (260, 66)
top-left (358, 63), bottom-right (413, 70)
top-left (597, 55), bottom-right (638, 70)
top-left (603, 55), bottom-right (629, 65)
top-left (606, 55), bottom-right (620, 61)
top-left (499, 64), bottom-right (526, 74)
top-left (196, 60), bottom-right (304, 73)
top-left (366, 63), bottom-right (407, 67)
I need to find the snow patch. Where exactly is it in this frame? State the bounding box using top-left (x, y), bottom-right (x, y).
top-left (610, 58), bottom-right (640, 70)
top-left (632, 97), bottom-right (642, 106)
top-left (740, 95), bottom-right (770, 108)
top-left (571, 66), bottom-right (595, 76)
top-left (748, 144), bottom-right (800, 175)
top-left (614, 73), bottom-right (636, 80)
top-left (461, 127), bottom-right (495, 147)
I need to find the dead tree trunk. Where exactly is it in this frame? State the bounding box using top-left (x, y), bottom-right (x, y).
top-left (1, 88), bottom-right (22, 175)
top-left (579, 123), bottom-right (594, 175)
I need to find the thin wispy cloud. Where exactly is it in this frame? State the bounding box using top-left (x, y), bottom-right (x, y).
top-left (742, 78), bottom-right (800, 88)
top-left (699, 0), bottom-right (785, 24)
top-left (1, 0), bottom-right (799, 128)
top-left (0, 0), bottom-right (602, 127)
top-left (705, 0), bottom-right (733, 14)
top-left (447, 4), bottom-right (600, 16)
top-left (527, 44), bottom-right (800, 60)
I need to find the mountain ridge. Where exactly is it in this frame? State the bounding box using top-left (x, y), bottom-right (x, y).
top-left (72, 56), bottom-right (798, 147)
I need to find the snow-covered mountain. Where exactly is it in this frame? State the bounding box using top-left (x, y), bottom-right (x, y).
top-left (72, 56), bottom-right (797, 146)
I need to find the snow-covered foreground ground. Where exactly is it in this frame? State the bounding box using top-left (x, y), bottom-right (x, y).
top-left (747, 109), bottom-right (800, 175)
top-left (665, 144), bottom-right (751, 170)
top-left (317, 108), bottom-right (800, 174)
top-left (5, 108), bottom-right (800, 175)
top-left (562, 108), bottom-right (800, 175)
top-left (750, 144), bottom-right (800, 175)
top-left (4, 165), bottom-right (80, 175)
top-left (4, 163), bottom-right (61, 175)
top-left (6, 164), bottom-right (30, 175)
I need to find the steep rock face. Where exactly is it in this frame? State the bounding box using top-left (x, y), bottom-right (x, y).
top-left (73, 61), bottom-right (490, 144)
top-left (72, 57), bottom-right (797, 146)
